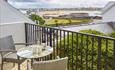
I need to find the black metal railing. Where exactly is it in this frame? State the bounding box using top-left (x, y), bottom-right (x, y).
top-left (25, 23), bottom-right (115, 70)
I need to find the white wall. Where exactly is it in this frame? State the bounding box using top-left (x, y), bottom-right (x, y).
top-left (102, 5), bottom-right (115, 22)
top-left (0, 23), bottom-right (25, 43)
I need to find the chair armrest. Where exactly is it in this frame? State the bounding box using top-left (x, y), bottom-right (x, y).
top-left (0, 50), bottom-right (17, 58)
top-left (27, 60), bottom-right (31, 70)
top-left (14, 43), bottom-right (34, 45)
top-left (0, 50), bottom-right (17, 52)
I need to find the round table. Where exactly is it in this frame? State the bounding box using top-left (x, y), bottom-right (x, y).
top-left (17, 45), bottom-right (53, 68)
top-left (17, 45), bottom-right (53, 59)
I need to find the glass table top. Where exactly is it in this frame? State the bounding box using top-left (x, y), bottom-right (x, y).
top-left (17, 45), bottom-right (53, 59)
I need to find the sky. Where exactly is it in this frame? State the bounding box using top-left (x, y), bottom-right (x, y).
top-left (8, 0), bottom-right (115, 8)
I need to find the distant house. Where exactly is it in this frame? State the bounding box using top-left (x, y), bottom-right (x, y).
top-left (43, 14), bottom-right (59, 19)
top-left (102, 1), bottom-right (115, 22)
top-left (58, 13), bottom-right (92, 19)
top-left (69, 13), bottom-right (89, 18)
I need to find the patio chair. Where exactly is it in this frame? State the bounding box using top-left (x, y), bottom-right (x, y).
top-left (27, 57), bottom-right (68, 70)
top-left (0, 35), bottom-right (33, 70)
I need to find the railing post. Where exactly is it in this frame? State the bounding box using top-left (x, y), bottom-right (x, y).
top-left (49, 28), bottom-right (52, 46)
top-left (25, 23), bottom-right (28, 44)
top-left (112, 40), bottom-right (115, 70)
top-left (97, 37), bottom-right (102, 70)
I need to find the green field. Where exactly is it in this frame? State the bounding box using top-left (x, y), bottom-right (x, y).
top-left (44, 18), bottom-right (93, 26)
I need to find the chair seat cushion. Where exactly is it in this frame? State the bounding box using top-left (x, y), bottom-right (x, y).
top-left (3, 52), bottom-right (25, 63)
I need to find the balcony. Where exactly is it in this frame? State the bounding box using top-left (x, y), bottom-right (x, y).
top-left (0, 0), bottom-right (115, 70)
top-left (24, 23), bottom-right (115, 70)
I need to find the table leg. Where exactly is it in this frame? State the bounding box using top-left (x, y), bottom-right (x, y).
top-left (31, 59), bottom-right (33, 67)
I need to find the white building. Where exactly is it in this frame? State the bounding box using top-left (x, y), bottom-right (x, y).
top-left (0, 0), bottom-right (35, 64)
top-left (102, 1), bottom-right (115, 22)
top-left (59, 23), bottom-right (114, 34)
top-left (0, 0), bottom-right (35, 51)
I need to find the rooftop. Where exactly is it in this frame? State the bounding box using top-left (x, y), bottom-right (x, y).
top-left (0, 0), bottom-right (34, 24)
top-left (102, 1), bottom-right (115, 14)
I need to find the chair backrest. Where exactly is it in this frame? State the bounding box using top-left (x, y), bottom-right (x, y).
top-left (0, 35), bottom-right (15, 51)
top-left (33, 57), bottom-right (68, 70)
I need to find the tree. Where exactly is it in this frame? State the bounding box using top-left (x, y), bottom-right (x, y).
top-left (80, 29), bottom-right (106, 36)
top-left (68, 19), bottom-right (72, 25)
top-left (109, 31), bottom-right (115, 38)
top-left (30, 14), bottom-right (45, 25)
top-left (57, 29), bottom-right (113, 70)
top-left (54, 19), bottom-right (58, 27)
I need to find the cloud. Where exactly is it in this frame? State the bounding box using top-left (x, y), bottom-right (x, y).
top-left (8, 0), bottom-right (115, 8)
top-left (8, 0), bottom-right (37, 2)
top-left (40, 0), bottom-right (114, 4)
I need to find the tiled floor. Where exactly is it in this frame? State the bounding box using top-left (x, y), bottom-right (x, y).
top-left (0, 60), bottom-right (29, 70)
